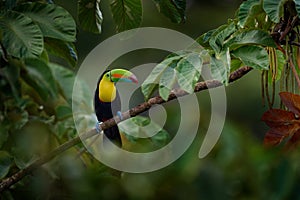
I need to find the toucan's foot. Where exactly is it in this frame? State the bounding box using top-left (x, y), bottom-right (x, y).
top-left (95, 121), bottom-right (103, 133)
top-left (117, 111), bottom-right (123, 120)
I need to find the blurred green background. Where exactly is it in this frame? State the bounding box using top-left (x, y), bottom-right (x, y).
top-left (3, 0), bottom-right (300, 199)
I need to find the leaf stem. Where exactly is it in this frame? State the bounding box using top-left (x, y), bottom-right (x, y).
top-left (288, 54), bottom-right (300, 89)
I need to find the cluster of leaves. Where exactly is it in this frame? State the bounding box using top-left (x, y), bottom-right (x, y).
top-left (119, 116), bottom-right (170, 152)
top-left (262, 92), bottom-right (300, 148)
top-left (79, 0), bottom-right (186, 33)
top-left (1, 0), bottom-right (300, 197)
top-left (0, 0), bottom-right (79, 181)
top-left (141, 0), bottom-right (300, 101)
top-left (0, 0), bottom-right (186, 193)
top-left (0, 0), bottom-right (77, 64)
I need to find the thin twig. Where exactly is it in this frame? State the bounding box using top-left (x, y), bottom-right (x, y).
top-left (0, 66), bottom-right (252, 192)
top-left (288, 55), bottom-right (300, 89)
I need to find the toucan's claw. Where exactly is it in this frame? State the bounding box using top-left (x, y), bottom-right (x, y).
top-left (117, 111), bottom-right (123, 120)
top-left (95, 121), bottom-right (103, 133)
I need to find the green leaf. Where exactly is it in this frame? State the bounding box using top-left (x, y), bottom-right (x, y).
top-left (230, 58), bottom-right (243, 72)
top-left (142, 55), bottom-right (182, 100)
top-left (22, 59), bottom-right (58, 101)
top-left (12, 121), bottom-right (53, 169)
top-left (152, 0), bottom-right (186, 23)
top-left (0, 151), bottom-right (13, 179)
top-left (48, 63), bottom-right (75, 104)
top-left (176, 52), bottom-right (202, 93)
top-left (263, 0), bottom-right (286, 23)
top-left (15, 2), bottom-right (76, 42)
top-left (295, 0), bottom-right (300, 16)
top-left (196, 29), bottom-right (216, 49)
top-left (142, 50), bottom-right (206, 100)
top-left (2, 61), bottom-right (21, 100)
top-left (231, 46), bottom-right (269, 70)
top-left (78, 0), bottom-right (103, 34)
top-left (0, 10), bottom-right (43, 58)
top-left (225, 29), bottom-right (276, 50)
top-left (55, 105), bottom-right (72, 120)
top-left (110, 0), bottom-right (142, 32)
top-left (210, 48), bottom-right (231, 84)
top-left (209, 22), bottom-right (236, 54)
top-left (159, 66), bottom-right (177, 101)
top-left (119, 116), bottom-right (170, 148)
top-left (237, 0), bottom-right (261, 28)
top-left (45, 38), bottom-right (77, 67)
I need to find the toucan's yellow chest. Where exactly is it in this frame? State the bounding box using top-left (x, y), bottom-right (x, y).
top-left (98, 79), bottom-right (116, 102)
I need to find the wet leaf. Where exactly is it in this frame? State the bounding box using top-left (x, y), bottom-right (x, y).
top-left (261, 109), bottom-right (297, 127)
top-left (110, 0), bottom-right (142, 32)
top-left (279, 92), bottom-right (300, 116)
top-left (237, 0), bottom-right (261, 28)
top-left (262, 93), bottom-right (300, 147)
top-left (78, 0), bottom-right (103, 34)
top-left (263, 0), bottom-right (285, 23)
top-left (152, 0), bottom-right (186, 23)
top-left (16, 2), bottom-right (76, 42)
top-left (231, 46), bottom-right (269, 70)
top-left (0, 10), bottom-right (43, 58)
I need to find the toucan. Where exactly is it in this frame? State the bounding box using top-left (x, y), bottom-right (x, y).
top-left (94, 69), bottom-right (138, 147)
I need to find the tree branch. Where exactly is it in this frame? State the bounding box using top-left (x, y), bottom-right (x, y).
top-left (0, 66), bottom-right (252, 192)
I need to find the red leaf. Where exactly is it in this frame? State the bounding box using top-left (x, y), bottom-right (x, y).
top-left (264, 125), bottom-right (300, 146)
top-left (262, 92), bottom-right (300, 147)
top-left (279, 92), bottom-right (300, 116)
top-left (261, 109), bottom-right (297, 127)
top-left (285, 129), bottom-right (300, 149)
top-left (264, 128), bottom-right (285, 146)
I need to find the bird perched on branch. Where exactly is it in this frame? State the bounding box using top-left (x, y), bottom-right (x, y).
top-left (94, 69), bottom-right (138, 147)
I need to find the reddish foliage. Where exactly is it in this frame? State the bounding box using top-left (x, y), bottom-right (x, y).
top-left (261, 92), bottom-right (300, 147)
top-left (279, 92), bottom-right (300, 116)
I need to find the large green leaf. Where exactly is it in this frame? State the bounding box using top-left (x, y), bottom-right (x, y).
top-left (209, 22), bottom-right (236, 54)
top-left (152, 0), bottom-right (186, 23)
top-left (142, 51), bottom-right (205, 100)
top-left (0, 151), bottom-right (13, 179)
top-left (159, 66), bottom-right (177, 101)
top-left (110, 0), bottom-right (142, 32)
top-left (196, 29), bottom-right (216, 49)
top-left (0, 10), bottom-right (43, 58)
top-left (263, 0), bottom-right (286, 23)
top-left (231, 46), bottom-right (269, 70)
top-left (78, 0), bottom-right (103, 34)
top-left (22, 58), bottom-right (58, 101)
top-left (119, 116), bottom-right (170, 150)
top-left (15, 2), bottom-right (76, 42)
top-left (44, 38), bottom-right (77, 67)
top-left (12, 121), bottom-right (54, 169)
top-left (55, 105), bottom-right (73, 120)
top-left (237, 0), bottom-right (262, 28)
top-left (48, 63), bottom-right (75, 104)
top-left (225, 29), bottom-right (276, 50)
top-left (142, 55), bottom-right (182, 100)
top-left (210, 48), bottom-right (231, 84)
top-left (176, 52), bottom-right (202, 93)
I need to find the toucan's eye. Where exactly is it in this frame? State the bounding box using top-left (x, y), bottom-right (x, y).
top-left (106, 73), bottom-right (109, 78)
